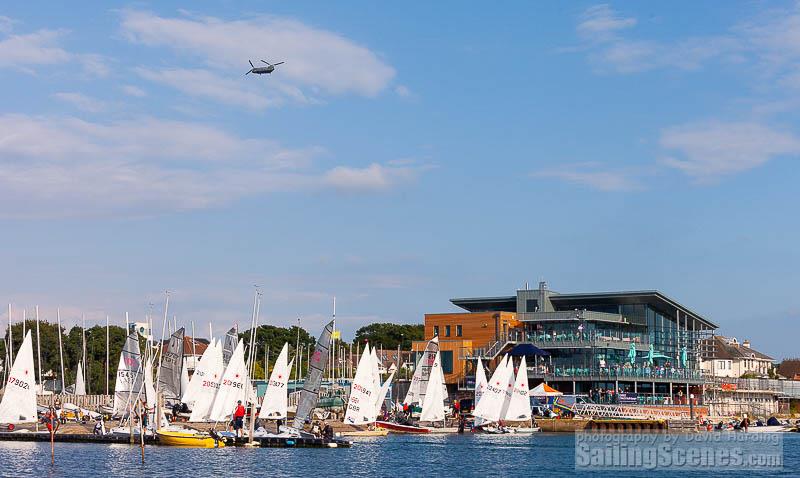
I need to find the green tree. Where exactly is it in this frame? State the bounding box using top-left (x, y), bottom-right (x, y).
top-left (3, 320), bottom-right (127, 394)
top-left (239, 324), bottom-right (316, 379)
top-left (353, 323), bottom-right (423, 349)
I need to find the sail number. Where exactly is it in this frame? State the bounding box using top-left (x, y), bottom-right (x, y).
top-left (7, 376), bottom-right (30, 390)
top-left (222, 379), bottom-right (243, 389)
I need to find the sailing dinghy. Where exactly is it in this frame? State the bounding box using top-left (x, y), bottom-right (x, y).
top-left (0, 331), bottom-right (38, 424)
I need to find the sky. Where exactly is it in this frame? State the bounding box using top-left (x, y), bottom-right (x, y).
top-left (0, 1), bottom-right (798, 359)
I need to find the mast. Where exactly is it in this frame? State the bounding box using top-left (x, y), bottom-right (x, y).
top-left (35, 306), bottom-right (42, 393)
top-left (82, 314), bottom-right (87, 394)
top-left (154, 291), bottom-right (170, 397)
top-left (331, 297), bottom-right (336, 383)
top-left (22, 308), bottom-right (25, 338)
top-left (294, 317), bottom-right (301, 383)
top-left (57, 308), bottom-right (66, 393)
top-left (8, 303), bottom-right (13, 364)
top-left (105, 315), bottom-right (110, 396)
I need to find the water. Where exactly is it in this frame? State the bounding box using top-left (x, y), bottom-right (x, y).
top-left (0, 433), bottom-right (797, 477)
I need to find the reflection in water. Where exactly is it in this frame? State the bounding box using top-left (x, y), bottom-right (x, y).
top-left (0, 433), bottom-right (795, 477)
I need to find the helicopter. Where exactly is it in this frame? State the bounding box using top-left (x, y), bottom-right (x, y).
top-left (245, 60), bottom-right (285, 75)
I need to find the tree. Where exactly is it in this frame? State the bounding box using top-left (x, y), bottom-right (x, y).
top-left (239, 324), bottom-right (316, 378)
top-left (2, 320), bottom-right (127, 394)
top-left (353, 323), bottom-right (423, 349)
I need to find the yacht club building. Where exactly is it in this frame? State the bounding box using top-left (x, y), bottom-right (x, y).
top-left (415, 282), bottom-right (717, 404)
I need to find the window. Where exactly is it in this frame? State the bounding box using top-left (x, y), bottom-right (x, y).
top-left (456, 325), bottom-right (463, 337)
top-left (433, 326), bottom-right (439, 336)
top-left (445, 325), bottom-right (451, 337)
top-left (526, 299), bottom-right (538, 312)
top-left (441, 350), bottom-right (454, 374)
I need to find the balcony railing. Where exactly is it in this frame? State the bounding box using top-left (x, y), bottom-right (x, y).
top-left (525, 366), bottom-right (704, 382)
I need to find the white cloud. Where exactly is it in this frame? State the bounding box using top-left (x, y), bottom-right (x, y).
top-left (135, 67), bottom-right (275, 109)
top-left (0, 16), bottom-right (15, 34)
top-left (120, 10), bottom-right (395, 102)
top-left (394, 85), bottom-right (412, 98)
top-left (52, 92), bottom-right (107, 113)
top-left (121, 85), bottom-right (147, 97)
top-left (533, 163), bottom-right (639, 191)
top-left (0, 27), bottom-right (108, 76)
top-left (577, 4), bottom-right (636, 41)
top-left (323, 163), bottom-right (420, 192)
top-left (573, 5), bottom-right (740, 74)
top-left (0, 114), bottom-right (420, 217)
top-left (660, 121), bottom-right (800, 178)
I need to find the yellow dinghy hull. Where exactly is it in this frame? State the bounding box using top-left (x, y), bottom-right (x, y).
top-left (156, 430), bottom-right (225, 448)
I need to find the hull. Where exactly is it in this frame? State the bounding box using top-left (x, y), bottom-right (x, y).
top-left (156, 430), bottom-right (225, 448)
top-left (337, 428), bottom-right (389, 437)
top-left (375, 421), bottom-right (431, 434)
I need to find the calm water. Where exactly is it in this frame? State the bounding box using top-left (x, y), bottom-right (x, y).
top-left (0, 433), bottom-right (797, 477)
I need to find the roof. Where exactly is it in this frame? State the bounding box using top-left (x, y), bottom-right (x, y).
top-left (547, 290), bottom-right (716, 329)
top-left (710, 336), bottom-right (774, 361)
top-left (161, 336), bottom-right (209, 356)
top-left (778, 359), bottom-right (800, 379)
top-left (451, 289), bottom-right (716, 329)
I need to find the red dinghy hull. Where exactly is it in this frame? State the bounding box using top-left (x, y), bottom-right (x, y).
top-left (375, 421), bottom-right (431, 434)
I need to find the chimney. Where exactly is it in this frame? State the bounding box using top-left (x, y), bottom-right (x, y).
top-left (742, 340), bottom-right (750, 348)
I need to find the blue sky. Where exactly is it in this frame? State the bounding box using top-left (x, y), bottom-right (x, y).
top-left (1, 2), bottom-right (798, 359)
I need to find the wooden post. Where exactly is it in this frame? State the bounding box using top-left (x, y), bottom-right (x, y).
top-left (139, 401), bottom-right (145, 463)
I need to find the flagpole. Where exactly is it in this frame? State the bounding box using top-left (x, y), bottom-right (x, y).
top-left (57, 308), bottom-right (65, 393)
top-left (35, 306), bottom-right (42, 393)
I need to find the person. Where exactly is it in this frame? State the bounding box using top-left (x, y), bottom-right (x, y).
top-left (42, 407), bottom-right (59, 434)
top-left (233, 400), bottom-right (246, 438)
top-left (93, 416), bottom-right (106, 435)
top-left (172, 402), bottom-right (182, 422)
top-left (453, 399), bottom-right (461, 416)
top-left (322, 420), bottom-right (334, 440)
top-left (741, 413), bottom-right (750, 432)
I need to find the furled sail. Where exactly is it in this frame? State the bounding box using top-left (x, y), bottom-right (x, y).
top-left (112, 330), bottom-right (143, 417)
top-left (257, 343), bottom-right (293, 420)
top-left (0, 331), bottom-right (38, 423)
top-left (402, 336), bottom-right (439, 406)
top-left (158, 327), bottom-right (185, 400)
top-left (222, 327), bottom-right (238, 367)
top-left (74, 360), bottom-right (86, 395)
top-left (291, 320), bottom-right (334, 430)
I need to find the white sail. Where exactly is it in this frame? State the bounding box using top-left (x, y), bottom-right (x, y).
top-left (74, 360), bottom-right (86, 395)
top-left (112, 331), bottom-right (143, 417)
top-left (472, 355), bottom-right (512, 424)
top-left (144, 359), bottom-right (157, 410)
top-left (208, 339), bottom-right (248, 422)
top-left (180, 357), bottom-right (190, 399)
top-left (403, 336), bottom-right (439, 406)
top-left (374, 367), bottom-right (395, 416)
top-left (503, 356), bottom-right (531, 421)
top-left (188, 341), bottom-right (224, 422)
top-left (474, 357), bottom-right (487, 405)
top-left (182, 339), bottom-right (217, 406)
top-left (419, 351), bottom-right (445, 423)
top-left (370, 346), bottom-right (381, 398)
top-left (0, 331), bottom-right (38, 423)
top-left (344, 345), bottom-right (377, 425)
top-left (257, 343), bottom-right (293, 420)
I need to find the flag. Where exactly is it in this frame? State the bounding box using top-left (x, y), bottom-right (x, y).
top-left (331, 330), bottom-right (341, 340)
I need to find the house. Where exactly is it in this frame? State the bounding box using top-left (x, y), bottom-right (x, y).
top-left (701, 336), bottom-right (774, 378)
